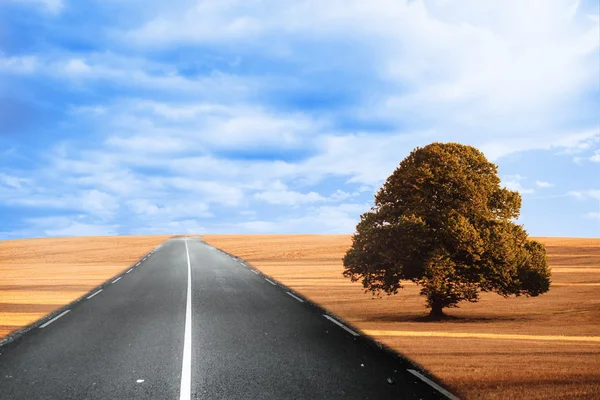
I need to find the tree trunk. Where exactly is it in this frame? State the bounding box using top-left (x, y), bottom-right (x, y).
top-left (429, 299), bottom-right (445, 318)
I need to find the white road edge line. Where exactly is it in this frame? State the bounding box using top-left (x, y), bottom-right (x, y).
top-left (112, 277), bottom-right (122, 283)
top-left (86, 289), bottom-right (103, 299)
top-left (286, 292), bottom-right (305, 303)
top-left (251, 270), bottom-right (259, 274)
top-left (136, 262), bottom-right (140, 266)
top-left (180, 239), bottom-right (192, 400)
top-left (39, 310), bottom-right (70, 328)
top-left (407, 369), bottom-right (460, 400)
top-left (323, 314), bottom-right (359, 337)
top-left (265, 278), bottom-right (276, 285)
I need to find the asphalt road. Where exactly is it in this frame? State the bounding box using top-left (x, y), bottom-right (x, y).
top-left (0, 237), bottom-right (456, 400)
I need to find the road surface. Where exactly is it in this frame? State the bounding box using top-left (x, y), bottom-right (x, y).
top-left (0, 237), bottom-right (456, 399)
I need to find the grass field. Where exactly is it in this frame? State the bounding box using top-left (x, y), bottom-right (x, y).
top-left (202, 235), bottom-right (600, 400)
top-left (0, 235), bottom-right (171, 339)
top-left (1, 234), bottom-right (598, 399)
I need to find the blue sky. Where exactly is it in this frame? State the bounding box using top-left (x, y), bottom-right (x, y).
top-left (0, 0), bottom-right (598, 238)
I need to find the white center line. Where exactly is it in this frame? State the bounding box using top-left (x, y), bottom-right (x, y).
top-left (286, 292), bottom-right (305, 303)
top-left (39, 310), bottom-right (70, 328)
top-left (126, 268), bottom-right (133, 274)
top-left (180, 239), bottom-right (192, 400)
top-left (265, 278), bottom-right (276, 285)
top-left (323, 314), bottom-right (360, 337)
top-left (407, 369), bottom-right (459, 400)
top-left (86, 289), bottom-right (103, 299)
top-left (112, 277), bottom-right (122, 283)
top-left (251, 270), bottom-right (259, 275)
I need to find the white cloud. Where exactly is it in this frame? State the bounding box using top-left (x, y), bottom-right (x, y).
top-left (586, 212), bottom-right (600, 221)
top-left (569, 190), bottom-right (600, 201)
top-left (40, 54), bottom-right (256, 97)
top-left (590, 149), bottom-right (600, 162)
top-left (79, 189), bottom-right (119, 219)
top-left (136, 101), bottom-right (230, 120)
top-left (0, 55), bottom-right (38, 74)
top-left (65, 59), bottom-right (92, 75)
top-left (0, 173), bottom-right (31, 189)
top-left (254, 190), bottom-right (325, 206)
top-left (253, 185), bottom-right (357, 206)
top-left (569, 190), bottom-right (600, 222)
top-left (298, 131), bottom-right (434, 186)
top-left (122, 0), bottom-right (599, 158)
top-left (480, 128), bottom-right (600, 160)
top-left (127, 1), bottom-right (264, 45)
top-left (329, 190), bottom-right (356, 202)
top-left (234, 220), bottom-right (279, 233)
top-left (70, 105), bottom-right (107, 116)
top-left (503, 174), bottom-right (534, 194)
top-left (239, 210), bottom-right (257, 217)
top-left (45, 222), bottom-right (119, 237)
top-left (230, 202), bottom-right (371, 233)
top-left (14, 0), bottom-right (597, 161)
top-left (126, 199), bottom-right (212, 219)
top-left (69, 100), bottom-right (322, 155)
top-left (558, 128), bottom-right (600, 155)
top-left (27, 217), bottom-right (119, 237)
top-left (535, 180), bottom-right (555, 188)
top-left (106, 135), bottom-right (191, 154)
top-left (129, 219), bottom-right (206, 235)
top-left (0, 175), bottom-right (119, 219)
top-left (160, 178), bottom-right (245, 207)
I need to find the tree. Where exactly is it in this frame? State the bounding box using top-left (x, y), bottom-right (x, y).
top-left (342, 142), bottom-right (551, 317)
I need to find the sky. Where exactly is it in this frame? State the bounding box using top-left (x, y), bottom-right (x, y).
top-left (0, 0), bottom-right (598, 238)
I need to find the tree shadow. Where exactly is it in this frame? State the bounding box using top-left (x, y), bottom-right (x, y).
top-left (366, 313), bottom-right (524, 323)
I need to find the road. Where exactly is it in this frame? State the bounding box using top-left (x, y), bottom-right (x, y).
top-left (0, 237), bottom-right (456, 399)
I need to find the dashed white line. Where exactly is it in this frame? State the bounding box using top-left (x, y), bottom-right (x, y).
top-left (135, 262), bottom-right (141, 266)
top-left (126, 268), bottom-right (133, 274)
top-left (251, 270), bottom-right (259, 275)
top-left (86, 289), bottom-right (103, 299)
top-left (180, 239), bottom-right (192, 400)
top-left (286, 292), bottom-right (305, 303)
top-left (265, 278), bottom-right (276, 285)
top-left (407, 369), bottom-right (459, 400)
top-left (112, 277), bottom-right (122, 283)
top-left (40, 310), bottom-right (70, 328)
top-left (323, 314), bottom-right (359, 337)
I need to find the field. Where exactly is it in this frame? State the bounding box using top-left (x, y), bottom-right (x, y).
top-left (202, 235), bottom-right (600, 400)
top-left (0, 235), bottom-right (171, 339)
top-left (1, 234), bottom-right (598, 399)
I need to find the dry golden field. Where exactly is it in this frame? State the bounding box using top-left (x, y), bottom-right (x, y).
top-left (1, 234), bottom-right (598, 399)
top-left (202, 235), bottom-right (600, 400)
top-left (0, 235), bottom-right (171, 339)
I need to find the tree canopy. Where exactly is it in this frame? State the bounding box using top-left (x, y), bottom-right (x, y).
top-left (342, 142), bottom-right (551, 317)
